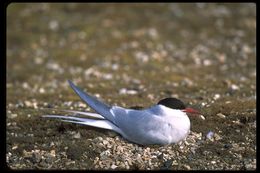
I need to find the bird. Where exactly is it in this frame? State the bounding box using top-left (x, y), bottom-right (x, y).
top-left (42, 80), bottom-right (200, 145)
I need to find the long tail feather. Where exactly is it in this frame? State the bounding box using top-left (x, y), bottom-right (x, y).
top-left (42, 114), bottom-right (123, 134)
top-left (42, 115), bottom-right (91, 122)
top-left (41, 108), bottom-right (105, 119)
top-left (68, 80), bottom-right (115, 123)
top-left (59, 109), bottom-right (105, 119)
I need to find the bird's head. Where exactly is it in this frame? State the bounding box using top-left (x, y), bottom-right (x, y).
top-left (157, 97), bottom-right (200, 116)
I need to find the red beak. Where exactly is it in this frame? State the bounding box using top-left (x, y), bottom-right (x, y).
top-left (182, 107), bottom-right (200, 115)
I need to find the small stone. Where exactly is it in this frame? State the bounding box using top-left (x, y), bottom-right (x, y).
top-left (201, 102), bottom-right (206, 106)
top-left (213, 94), bottom-right (220, 100)
top-left (231, 84), bottom-right (239, 90)
top-left (65, 160), bottom-right (75, 166)
top-left (12, 145), bottom-right (18, 150)
top-left (206, 131), bottom-right (214, 140)
top-left (211, 160), bottom-right (216, 164)
top-left (34, 57), bottom-right (44, 65)
top-left (24, 101), bottom-right (32, 107)
top-left (50, 150), bottom-right (56, 157)
top-left (172, 160), bottom-right (178, 166)
top-left (217, 53), bottom-right (226, 63)
top-left (203, 59), bottom-right (212, 66)
top-left (73, 132), bottom-right (81, 139)
top-left (39, 88), bottom-right (45, 93)
top-left (214, 133), bottom-right (221, 141)
top-left (22, 82), bottom-right (30, 89)
top-left (111, 164), bottom-right (118, 169)
top-left (32, 102), bottom-right (38, 109)
top-left (103, 140), bottom-right (109, 146)
top-left (9, 113), bottom-right (18, 119)
top-left (135, 51), bottom-right (149, 62)
top-left (119, 88), bottom-right (138, 95)
top-left (216, 113), bottom-right (226, 118)
top-left (49, 20), bottom-right (59, 31)
top-left (78, 102), bottom-right (86, 108)
top-left (200, 115), bottom-right (206, 120)
top-left (183, 164), bottom-right (191, 170)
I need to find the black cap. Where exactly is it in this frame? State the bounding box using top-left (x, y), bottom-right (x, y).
top-left (157, 98), bottom-right (186, 110)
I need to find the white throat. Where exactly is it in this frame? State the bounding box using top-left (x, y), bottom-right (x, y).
top-left (157, 104), bottom-right (191, 143)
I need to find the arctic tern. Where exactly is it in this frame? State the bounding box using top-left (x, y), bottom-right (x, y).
top-left (43, 80), bottom-right (200, 145)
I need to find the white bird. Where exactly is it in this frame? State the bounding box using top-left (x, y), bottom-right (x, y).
top-left (43, 80), bottom-right (200, 145)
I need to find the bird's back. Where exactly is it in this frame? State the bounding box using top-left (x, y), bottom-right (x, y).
top-left (111, 105), bottom-right (190, 145)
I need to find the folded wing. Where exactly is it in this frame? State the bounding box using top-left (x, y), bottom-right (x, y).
top-left (68, 80), bottom-right (115, 123)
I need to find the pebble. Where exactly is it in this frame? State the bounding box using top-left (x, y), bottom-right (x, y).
top-left (22, 82), bottom-right (30, 89)
top-left (211, 160), bottom-right (216, 164)
top-left (214, 133), bottom-right (221, 141)
top-left (231, 84), bottom-right (239, 90)
top-left (119, 88), bottom-right (138, 95)
top-left (135, 51), bottom-right (149, 63)
top-left (206, 131), bottom-right (214, 140)
top-left (213, 94), bottom-right (220, 100)
top-left (49, 20), bottom-right (59, 31)
top-left (216, 113), bottom-right (226, 119)
top-left (24, 101), bottom-right (32, 107)
top-left (39, 87), bottom-right (45, 93)
top-left (24, 100), bottom-right (38, 109)
top-left (111, 164), bottom-right (118, 169)
top-left (34, 57), bottom-right (44, 65)
top-left (200, 115), bottom-right (206, 120)
top-left (183, 164), bottom-right (191, 170)
top-left (73, 132), bottom-right (81, 139)
top-left (12, 145), bottom-right (18, 150)
top-left (65, 161), bottom-right (75, 166)
top-left (103, 140), bottom-right (109, 146)
top-left (76, 102), bottom-right (86, 108)
top-left (9, 113), bottom-right (18, 119)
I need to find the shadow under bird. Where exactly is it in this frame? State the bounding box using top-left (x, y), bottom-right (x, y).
top-left (43, 80), bottom-right (200, 145)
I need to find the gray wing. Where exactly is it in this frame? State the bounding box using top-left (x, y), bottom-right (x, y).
top-left (110, 106), bottom-right (170, 145)
top-left (68, 80), bottom-right (115, 123)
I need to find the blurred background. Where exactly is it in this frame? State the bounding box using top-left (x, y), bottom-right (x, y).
top-left (6, 3), bottom-right (256, 170)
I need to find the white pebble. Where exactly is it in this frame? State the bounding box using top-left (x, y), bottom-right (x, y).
top-left (73, 132), bottom-right (81, 139)
top-left (211, 160), bottom-right (216, 164)
top-left (200, 115), bottom-right (206, 120)
top-left (9, 114), bottom-right (17, 119)
top-left (231, 84), bottom-right (239, 90)
top-left (213, 94), bottom-right (220, 100)
top-left (119, 88), bottom-right (138, 95)
top-left (216, 113), bottom-right (226, 118)
top-left (206, 131), bottom-right (214, 139)
top-left (111, 164), bottom-right (118, 169)
top-left (39, 87), bottom-right (45, 93)
top-left (49, 20), bottom-right (59, 31)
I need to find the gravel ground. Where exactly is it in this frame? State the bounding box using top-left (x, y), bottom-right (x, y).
top-left (6, 3), bottom-right (256, 170)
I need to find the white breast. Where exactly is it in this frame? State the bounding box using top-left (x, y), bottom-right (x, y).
top-left (158, 105), bottom-right (191, 143)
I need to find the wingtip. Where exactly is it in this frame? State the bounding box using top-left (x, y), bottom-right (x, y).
top-left (68, 80), bottom-right (74, 87)
top-left (68, 80), bottom-right (79, 91)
